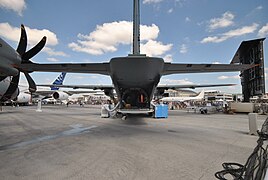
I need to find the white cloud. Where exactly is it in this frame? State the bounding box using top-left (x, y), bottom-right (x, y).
top-left (73, 75), bottom-right (86, 79)
top-left (89, 75), bottom-right (99, 79)
top-left (179, 44), bottom-right (188, 54)
top-left (212, 61), bottom-right (221, 64)
top-left (258, 23), bottom-right (268, 37)
top-left (208, 12), bottom-right (235, 31)
top-left (256, 6), bottom-right (263, 10)
top-left (167, 8), bottom-right (173, 14)
top-left (43, 47), bottom-right (68, 57)
top-left (140, 23), bottom-right (160, 41)
top-left (223, 23), bottom-right (258, 37)
top-left (47, 57), bottom-right (60, 62)
top-left (218, 75), bottom-right (240, 80)
top-left (0, 22), bottom-right (58, 46)
top-left (143, 0), bottom-right (186, 8)
top-left (201, 23), bottom-right (259, 43)
top-left (141, 40), bottom-right (172, 56)
top-left (174, 0), bottom-right (186, 7)
top-left (185, 17), bottom-right (191, 22)
top-left (226, 85), bottom-right (238, 90)
top-left (0, 23), bottom-right (69, 58)
top-left (201, 36), bottom-right (221, 43)
top-left (143, 0), bottom-right (163, 4)
top-left (0, 0), bottom-right (26, 16)
top-left (246, 6), bottom-right (263, 18)
top-left (69, 21), bottom-right (158, 55)
top-left (163, 54), bottom-right (173, 62)
top-left (69, 21), bottom-right (171, 56)
top-left (218, 76), bottom-right (228, 80)
top-left (160, 78), bottom-right (194, 85)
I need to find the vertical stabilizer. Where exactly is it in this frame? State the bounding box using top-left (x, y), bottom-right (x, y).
top-left (51, 72), bottom-right (66, 90)
top-left (133, 0), bottom-right (140, 55)
top-left (196, 90), bottom-right (205, 99)
top-left (231, 38), bottom-right (266, 102)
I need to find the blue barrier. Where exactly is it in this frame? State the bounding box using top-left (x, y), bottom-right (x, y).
top-left (154, 104), bottom-right (168, 118)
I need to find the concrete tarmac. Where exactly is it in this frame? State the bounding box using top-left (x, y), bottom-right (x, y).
top-left (0, 104), bottom-right (266, 180)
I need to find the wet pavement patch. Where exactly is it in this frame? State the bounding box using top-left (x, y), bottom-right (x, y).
top-left (0, 124), bottom-right (97, 151)
top-left (168, 129), bottom-right (177, 133)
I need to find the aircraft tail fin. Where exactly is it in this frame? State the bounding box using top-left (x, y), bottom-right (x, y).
top-left (230, 38), bottom-right (265, 102)
top-left (51, 72), bottom-right (67, 90)
top-left (196, 90), bottom-right (205, 99)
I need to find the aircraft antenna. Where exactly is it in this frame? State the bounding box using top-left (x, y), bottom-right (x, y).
top-left (133, 0), bottom-right (140, 55)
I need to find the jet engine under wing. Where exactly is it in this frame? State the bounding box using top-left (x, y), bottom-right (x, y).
top-left (162, 63), bottom-right (254, 75)
top-left (20, 62), bottom-right (111, 76)
top-left (157, 83), bottom-right (236, 90)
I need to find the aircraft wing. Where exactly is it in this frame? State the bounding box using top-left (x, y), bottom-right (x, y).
top-left (162, 63), bottom-right (254, 75)
top-left (37, 84), bottom-right (114, 90)
top-left (36, 84), bottom-right (115, 98)
top-left (157, 83), bottom-right (236, 90)
top-left (30, 90), bottom-right (90, 96)
top-left (28, 89), bottom-right (101, 99)
top-left (30, 90), bottom-right (57, 95)
top-left (19, 62), bottom-right (111, 76)
top-left (20, 62), bottom-right (253, 76)
top-left (39, 83), bottom-right (232, 91)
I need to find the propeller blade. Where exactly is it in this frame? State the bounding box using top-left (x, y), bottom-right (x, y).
top-left (24, 72), bottom-right (37, 93)
top-left (22, 36), bottom-right (47, 62)
top-left (16, 24), bottom-right (27, 55)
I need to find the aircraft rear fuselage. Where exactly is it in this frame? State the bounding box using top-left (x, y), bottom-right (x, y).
top-left (109, 55), bottom-right (164, 109)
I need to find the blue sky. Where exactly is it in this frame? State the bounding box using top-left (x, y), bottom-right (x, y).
top-left (0, 0), bottom-right (268, 93)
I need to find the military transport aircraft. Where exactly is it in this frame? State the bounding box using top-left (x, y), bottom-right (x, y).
top-left (0, 0), bottom-right (255, 114)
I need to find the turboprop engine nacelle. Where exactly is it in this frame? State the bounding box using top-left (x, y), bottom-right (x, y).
top-left (0, 38), bottom-right (21, 76)
top-left (52, 91), bottom-right (69, 100)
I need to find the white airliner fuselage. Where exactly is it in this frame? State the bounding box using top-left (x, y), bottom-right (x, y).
top-left (161, 90), bottom-right (205, 102)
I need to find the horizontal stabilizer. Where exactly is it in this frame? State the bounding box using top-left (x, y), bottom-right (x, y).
top-left (162, 63), bottom-right (253, 75)
top-left (19, 63), bottom-right (111, 76)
